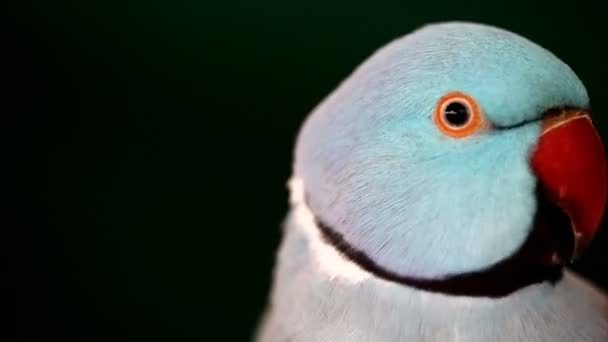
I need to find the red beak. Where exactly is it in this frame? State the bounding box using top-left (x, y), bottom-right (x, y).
top-left (531, 109), bottom-right (607, 260)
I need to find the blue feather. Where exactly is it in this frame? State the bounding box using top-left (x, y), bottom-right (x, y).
top-left (294, 22), bottom-right (588, 279)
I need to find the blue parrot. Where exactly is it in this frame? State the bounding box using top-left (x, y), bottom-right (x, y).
top-left (257, 22), bottom-right (608, 341)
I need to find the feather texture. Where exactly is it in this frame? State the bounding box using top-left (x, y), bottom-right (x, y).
top-left (257, 196), bottom-right (608, 341)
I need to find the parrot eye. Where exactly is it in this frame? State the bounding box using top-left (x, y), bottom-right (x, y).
top-left (443, 102), bottom-right (470, 126)
top-left (434, 91), bottom-right (486, 138)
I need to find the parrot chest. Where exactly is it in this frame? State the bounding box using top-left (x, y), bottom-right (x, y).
top-left (256, 208), bottom-right (608, 342)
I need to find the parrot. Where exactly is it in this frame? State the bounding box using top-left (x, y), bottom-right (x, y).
top-left (256, 22), bottom-right (608, 341)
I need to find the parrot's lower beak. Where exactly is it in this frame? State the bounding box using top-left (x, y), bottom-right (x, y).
top-left (531, 109), bottom-right (607, 261)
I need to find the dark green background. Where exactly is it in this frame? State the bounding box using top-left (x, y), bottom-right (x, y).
top-left (9, 1), bottom-right (608, 341)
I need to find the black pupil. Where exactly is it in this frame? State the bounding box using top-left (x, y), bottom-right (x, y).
top-left (444, 102), bottom-right (470, 126)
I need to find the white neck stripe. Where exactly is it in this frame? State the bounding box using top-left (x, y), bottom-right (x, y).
top-left (288, 177), bottom-right (374, 284)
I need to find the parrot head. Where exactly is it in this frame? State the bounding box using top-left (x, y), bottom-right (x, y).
top-left (294, 22), bottom-right (607, 296)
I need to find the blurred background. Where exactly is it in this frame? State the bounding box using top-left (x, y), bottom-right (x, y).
top-left (9, 0), bottom-right (608, 340)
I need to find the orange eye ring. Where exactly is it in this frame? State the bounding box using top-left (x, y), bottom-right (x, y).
top-left (433, 91), bottom-right (486, 138)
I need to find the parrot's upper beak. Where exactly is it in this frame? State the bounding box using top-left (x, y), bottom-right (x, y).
top-left (531, 109), bottom-right (607, 261)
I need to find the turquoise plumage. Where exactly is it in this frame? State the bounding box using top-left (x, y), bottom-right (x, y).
top-left (258, 22), bottom-right (608, 341)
